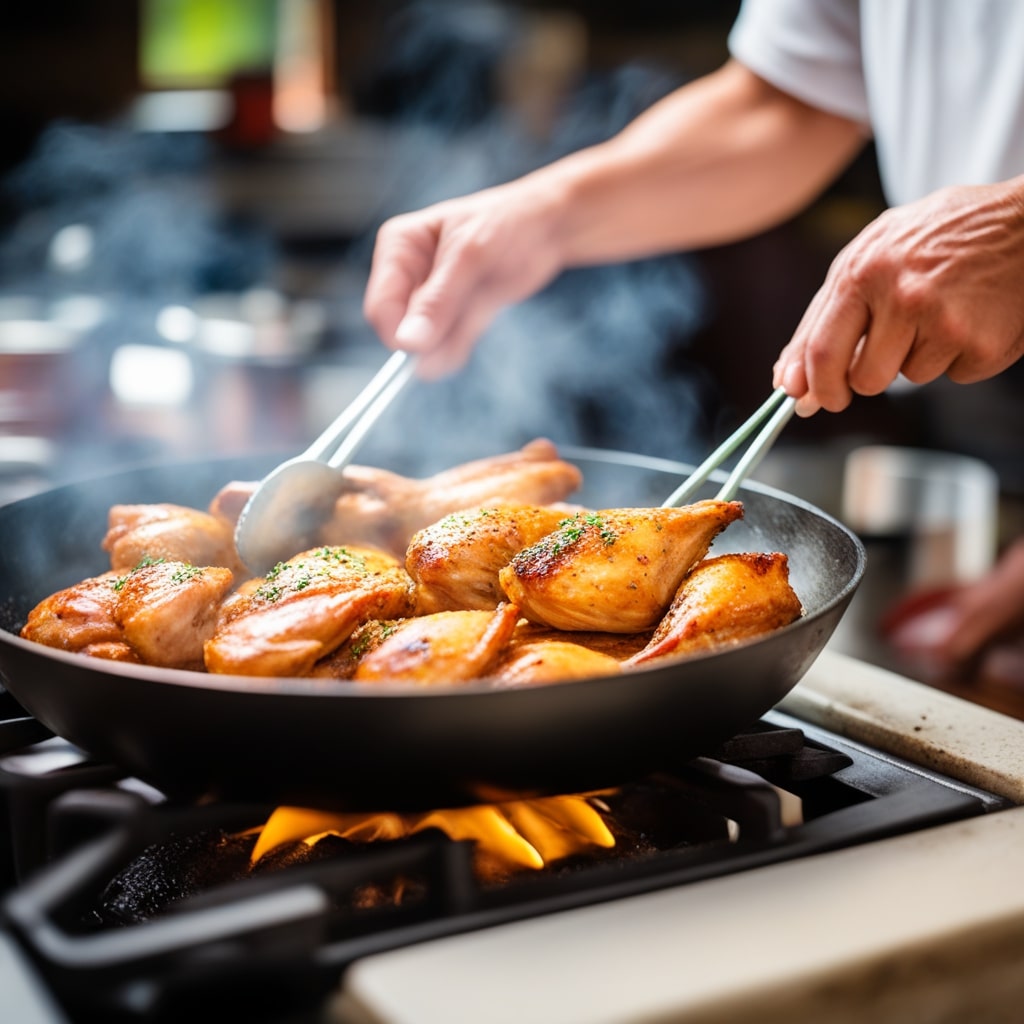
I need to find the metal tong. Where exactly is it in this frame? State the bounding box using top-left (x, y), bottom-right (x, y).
top-left (662, 388), bottom-right (797, 508)
top-left (234, 351), bottom-right (416, 575)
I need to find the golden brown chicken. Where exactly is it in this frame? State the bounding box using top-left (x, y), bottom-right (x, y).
top-left (323, 439), bottom-right (583, 557)
top-left (113, 559), bottom-right (235, 669)
top-left (349, 603), bottom-right (521, 685)
top-left (494, 640), bottom-right (622, 686)
top-left (627, 552), bottom-right (803, 666)
top-left (21, 558), bottom-right (235, 668)
top-left (307, 619), bottom-right (401, 679)
top-left (20, 572), bottom-right (138, 662)
top-left (505, 622), bottom-right (652, 661)
top-left (204, 546), bottom-right (416, 677)
top-left (406, 504), bottom-right (572, 614)
top-left (498, 501), bottom-right (743, 633)
top-left (208, 439), bottom-right (583, 560)
top-left (103, 503), bottom-right (242, 575)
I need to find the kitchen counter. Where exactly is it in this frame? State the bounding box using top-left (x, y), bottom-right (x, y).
top-left (780, 648), bottom-right (1024, 803)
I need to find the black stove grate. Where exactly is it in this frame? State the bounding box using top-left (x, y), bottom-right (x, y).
top-left (0, 689), bottom-right (1008, 1024)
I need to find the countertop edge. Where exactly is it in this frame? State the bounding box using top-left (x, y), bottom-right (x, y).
top-left (781, 648), bottom-right (1024, 803)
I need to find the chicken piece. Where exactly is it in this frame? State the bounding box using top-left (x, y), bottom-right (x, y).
top-left (319, 438), bottom-right (584, 557)
top-left (494, 640), bottom-right (622, 687)
top-left (627, 552), bottom-right (803, 666)
top-left (352, 603), bottom-right (520, 685)
top-left (103, 503), bottom-right (242, 575)
top-left (22, 558), bottom-right (236, 669)
top-left (21, 572), bottom-right (135, 660)
top-left (498, 501), bottom-right (743, 633)
top-left (114, 560), bottom-right (235, 669)
top-left (406, 504), bottom-right (571, 614)
top-left (507, 622), bottom-right (652, 662)
top-left (308, 620), bottom-right (401, 680)
top-left (204, 546), bottom-right (415, 677)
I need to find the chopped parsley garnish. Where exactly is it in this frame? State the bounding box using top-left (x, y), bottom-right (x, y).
top-left (170, 564), bottom-right (204, 584)
top-left (545, 512), bottom-right (618, 555)
top-left (110, 555), bottom-right (168, 592)
top-left (254, 547), bottom-right (369, 602)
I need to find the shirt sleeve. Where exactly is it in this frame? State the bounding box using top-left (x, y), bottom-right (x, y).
top-left (728, 0), bottom-right (871, 125)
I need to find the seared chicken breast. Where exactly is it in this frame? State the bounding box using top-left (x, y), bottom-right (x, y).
top-left (494, 639), bottom-right (622, 686)
top-left (628, 552), bottom-right (803, 665)
top-left (406, 504), bottom-right (571, 614)
top-left (351, 603), bottom-right (520, 685)
top-left (21, 571), bottom-right (136, 661)
top-left (204, 546), bottom-right (415, 677)
top-left (21, 558), bottom-right (234, 668)
top-left (320, 438), bottom-right (583, 557)
top-left (498, 501), bottom-right (743, 632)
top-left (114, 559), bottom-right (235, 669)
top-left (103, 503), bottom-right (242, 575)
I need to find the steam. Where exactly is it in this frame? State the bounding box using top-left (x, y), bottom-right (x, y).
top-left (1, 0), bottom-right (723, 491)
top-left (348, 1), bottom-right (718, 471)
top-left (1, 120), bottom-right (273, 298)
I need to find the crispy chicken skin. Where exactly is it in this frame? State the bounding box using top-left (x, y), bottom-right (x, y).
top-left (21, 560), bottom-right (234, 667)
top-left (628, 552), bottom-right (803, 666)
top-left (320, 439), bottom-right (583, 557)
top-left (209, 440), bottom-right (582, 560)
top-left (351, 603), bottom-right (520, 685)
top-left (406, 504), bottom-right (571, 614)
top-left (308, 619), bottom-right (401, 680)
top-left (114, 561), bottom-right (235, 669)
top-left (498, 501), bottom-right (743, 633)
top-left (204, 546), bottom-right (416, 677)
top-left (21, 572), bottom-right (136, 661)
top-left (103, 503), bottom-right (242, 575)
top-left (494, 640), bottom-right (622, 686)
top-left (506, 622), bottom-right (652, 662)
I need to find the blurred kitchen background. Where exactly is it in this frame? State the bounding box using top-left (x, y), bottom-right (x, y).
top-left (1, 0), bottom-right (1021, 699)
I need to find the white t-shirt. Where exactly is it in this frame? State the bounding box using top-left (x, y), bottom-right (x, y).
top-left (728, 0), bottom-right (1024, 205)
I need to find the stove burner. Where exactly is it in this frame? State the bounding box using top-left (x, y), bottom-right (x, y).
top-left (0, 695), bottom-right (1005, 1023)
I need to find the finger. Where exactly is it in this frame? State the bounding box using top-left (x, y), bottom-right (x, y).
top-left (392, 233), bottom-right (498, 360)
top-left (847, 309), bottom-right (916, 397)
top-left (363, 221), bottom-right (437, 346)
top-left (774, 298), bottom-right (819, 395)
top-left (415, 292), bottom-right (505, 379)
top-left (900, 333), bottom-right (959, 385)
top-left (800, 283), bottom-right (871, 412)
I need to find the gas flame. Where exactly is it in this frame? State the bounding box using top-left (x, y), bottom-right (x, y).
top-left (247, 793), bottom-right (616, 873)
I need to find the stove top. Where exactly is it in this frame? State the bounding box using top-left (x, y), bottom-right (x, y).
top-left (0, 679), bottom-right (1009, 1024)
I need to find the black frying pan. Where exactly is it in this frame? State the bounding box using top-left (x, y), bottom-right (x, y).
top-left (0, 447), bottom-right (865, 811)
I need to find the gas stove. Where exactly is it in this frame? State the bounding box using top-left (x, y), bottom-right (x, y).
top-left (1, 649), bottom-right (1022, 1024)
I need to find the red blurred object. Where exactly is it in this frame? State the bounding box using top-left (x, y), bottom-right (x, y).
top-left (219, 71), bottom-right (276, 149)
top-left (881, 585), bottom-right (1024, 692)
top-left (880, 585), bottom-right (963, 681)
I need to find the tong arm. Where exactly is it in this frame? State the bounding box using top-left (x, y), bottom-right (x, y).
top-left (663, 388), bottom-right (797, 507)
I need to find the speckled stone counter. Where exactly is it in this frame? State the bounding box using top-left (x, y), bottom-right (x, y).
top-left (780, 648), bottom-right (1024, 803)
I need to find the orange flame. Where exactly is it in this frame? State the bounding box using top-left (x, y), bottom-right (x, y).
top-left (246, 793), bottom-right (616, 872)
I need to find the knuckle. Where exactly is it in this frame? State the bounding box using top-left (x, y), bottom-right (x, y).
top-left (848, 363), bottom-right (891, 396)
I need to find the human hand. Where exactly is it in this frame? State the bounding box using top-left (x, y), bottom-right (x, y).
top-left (939, 537), bottom-right (1024, 671)
top-left (773, 176), bottom-right (1024, 416)
top-left (884, 538), bottom-right (1024, 685)
top-left (363, 176), bottom-right (569, 379)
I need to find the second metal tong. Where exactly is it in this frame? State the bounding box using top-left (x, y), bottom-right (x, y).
top-left (235, 351), bottom-right (416, 574)
top-left (663, 388), bottom-right (797, 508)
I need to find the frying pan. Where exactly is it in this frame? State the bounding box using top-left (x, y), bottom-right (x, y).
top-left (0, 447), bottom-right (865, 811)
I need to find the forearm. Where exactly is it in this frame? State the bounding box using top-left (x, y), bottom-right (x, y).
top-left (535, 60), bottom-right (868, 267)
